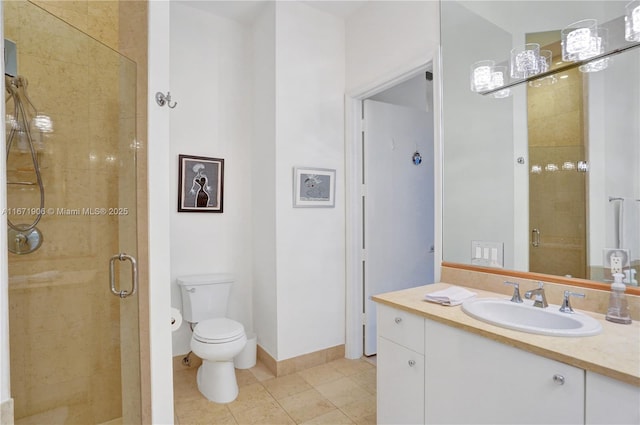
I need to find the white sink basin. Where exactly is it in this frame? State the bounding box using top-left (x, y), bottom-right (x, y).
top-left (461, 298), bottom-right (602, 337)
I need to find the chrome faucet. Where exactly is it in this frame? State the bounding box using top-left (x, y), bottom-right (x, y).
top-left (559, 290), bottom-right (585, 313)
top-left (504, 281), bottom-right (523, 303)
top-left (524, 282), bottom-right (548, 308)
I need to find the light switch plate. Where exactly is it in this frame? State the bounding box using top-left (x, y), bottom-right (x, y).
top-left (471, 241), bottom-right (503, 268)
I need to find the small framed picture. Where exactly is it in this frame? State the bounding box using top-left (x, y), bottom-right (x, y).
top-left (178, 155), bottom-right (224, 213)
top-left (293, 167), bottom-right (336, 208)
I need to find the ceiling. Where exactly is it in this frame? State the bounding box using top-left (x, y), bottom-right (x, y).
top-left (178, 0), bottom-right (368, 25)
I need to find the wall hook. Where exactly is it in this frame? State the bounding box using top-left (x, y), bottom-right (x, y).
top-left (155, 91), bottom-right (177, 109)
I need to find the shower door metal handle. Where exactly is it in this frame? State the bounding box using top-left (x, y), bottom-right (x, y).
top-left (109, 253), bottom-right (138, 298)
top-left (532, 228), bottom-right (541, 248)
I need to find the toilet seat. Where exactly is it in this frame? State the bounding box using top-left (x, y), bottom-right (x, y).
top-left (193, 318), bottom-right (245, 344)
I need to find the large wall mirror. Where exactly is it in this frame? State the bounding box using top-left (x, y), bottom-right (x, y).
top-left (441, 1), bottom-right (640, 291)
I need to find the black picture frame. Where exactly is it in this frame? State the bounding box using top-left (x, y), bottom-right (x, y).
top-left (178, 155), bottom-right (224, 213)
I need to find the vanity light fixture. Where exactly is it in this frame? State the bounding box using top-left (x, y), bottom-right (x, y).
top-left (626, 0), bottom-right (640, 41)
top-left (562, 19), bottom-right (598, 61)
top-left (510, 43), bottom-right (541, 78)
top-left (470, 60), bottom-right (496, 92)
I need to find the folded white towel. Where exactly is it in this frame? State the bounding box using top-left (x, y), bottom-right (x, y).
top-left (424, 286), bottom-right (477, 306)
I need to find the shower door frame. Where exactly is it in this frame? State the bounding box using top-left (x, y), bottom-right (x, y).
top-left (1, 2), bottom-right (147, 423)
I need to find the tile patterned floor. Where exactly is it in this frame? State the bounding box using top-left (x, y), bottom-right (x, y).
top-left (173, 357), bottom-right (377, 425)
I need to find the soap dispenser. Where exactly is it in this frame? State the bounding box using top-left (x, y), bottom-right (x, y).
top-left (605, 273), bottom-right (632, 324)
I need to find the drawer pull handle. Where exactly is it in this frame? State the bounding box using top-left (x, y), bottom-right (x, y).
top-left (408, 360), bottom-right (416, 367)
top-left (394, 317), bottom-right (402, 324)
top-left (553, 374), bottom-right (565, 385)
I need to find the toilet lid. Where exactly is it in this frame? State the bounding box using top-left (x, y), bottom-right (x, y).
top-left (193, 318), bottom-right (245, 343)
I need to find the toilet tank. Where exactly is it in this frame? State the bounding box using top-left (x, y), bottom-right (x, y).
top-left (177, 273), bottom-right (234, 323)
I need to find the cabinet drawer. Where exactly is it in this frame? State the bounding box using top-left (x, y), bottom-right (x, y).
top-left (377, 303), bottom-right (424, 353)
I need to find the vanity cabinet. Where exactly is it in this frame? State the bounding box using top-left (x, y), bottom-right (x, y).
top-left (377, 304), bottom-right (425, 424)
top-left (424, 319), bottom-right (585, 424)
top-left (585, 371), bottom-right (640, 424)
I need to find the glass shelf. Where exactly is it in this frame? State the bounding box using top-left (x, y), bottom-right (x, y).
top-left (479, 41), bottom-right (640, 96)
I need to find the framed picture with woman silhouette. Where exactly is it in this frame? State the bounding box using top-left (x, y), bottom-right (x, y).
top-left (178, 154), bottom-right (224, 212)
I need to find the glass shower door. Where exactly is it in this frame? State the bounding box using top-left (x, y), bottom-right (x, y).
top-left (4, 1), bottom-right (141, 423)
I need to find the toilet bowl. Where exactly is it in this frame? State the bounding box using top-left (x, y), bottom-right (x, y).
top-left (177, 274), bottom-right (247, 403)
top-left (191, 318), bottom-right (247, 403)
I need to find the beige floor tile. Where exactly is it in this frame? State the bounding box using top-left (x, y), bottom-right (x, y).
top-left (230, 399), bottom-right (296, 425)
top-left (354, 413), bottom-right (376, 425)
top-left (227, 383), bottom-right (277, 416)
top-left (298, 363), bottom-right (345, 387)
top-left (178, 407), bottom-right (238, 425)
top-left (278, 388), bottom-right (336, 423)
top-left (174, 397), bottom-right (230, 424)
top-left (236, 368), bottom-right (259, 388)
top-left (262, 373), bottom-right (312, 400)
top-left (314, 377), bottom-right (370, 408)
top-left (339, 393), bottom-right (376, 423)
top-left (249, 361), bottom-right (276, 382)
top-left (329, 358), bottom-right (374, 377)
top-left (348, 369), bottom-right (376, 395)
top-left (300, 409), bottom-right (356, 425)
top-left (174, 369), bottom-right (204, 402)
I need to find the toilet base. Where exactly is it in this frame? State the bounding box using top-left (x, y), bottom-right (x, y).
top-left (196, 360), bottom-right (239, 403)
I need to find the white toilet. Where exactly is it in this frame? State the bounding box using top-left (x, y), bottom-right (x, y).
top-left (177, 274), bottom-right (247, 403)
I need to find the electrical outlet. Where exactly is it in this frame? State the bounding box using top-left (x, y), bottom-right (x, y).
top-left (611, 256), bottom-right (622, 274)
top-left (602, 248), bottom-right (630, 276)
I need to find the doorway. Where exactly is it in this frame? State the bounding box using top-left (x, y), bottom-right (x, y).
top-left (4, 2), bottom-right (141, 423)
top-left (346, 68), bottom-right (436, 357)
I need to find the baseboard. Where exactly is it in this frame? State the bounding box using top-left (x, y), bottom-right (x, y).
top-left (257, 344), bottom-right (345, 377)
top-left (0, 398), bottom-right (14, 425)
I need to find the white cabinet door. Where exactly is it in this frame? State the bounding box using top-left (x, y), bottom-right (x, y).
top-left (425, 319), bottom-right (585, 424)
top-left (377, 336), bottom-right (425, 424)
top-left (586, 371), bottom-right (640, 424)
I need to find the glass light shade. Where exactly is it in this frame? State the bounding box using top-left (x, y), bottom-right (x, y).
top-left (625, 0), bottom-right (640, 41)
top-left (470, 60), bottom-right (495, 92)
top-left (545, 163), bottom-right (559, 172)
top-left (562, 19), bottom-right (598, 62)
top-left (578, 28), bottom-right (609, 72)
top-left (562, 161), bottom-right (576, 171)
top-left (538, 50), bottom-right (552, 73)
top-left (490, 66), bottom-right (512, 98)
top-left (531, 165), bottom-right (542, 174)
top-left (510, 43), bottom-right (540, 79)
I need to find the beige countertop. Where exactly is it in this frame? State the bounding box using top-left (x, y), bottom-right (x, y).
top-left (372, 282), bottom-right (640, 387)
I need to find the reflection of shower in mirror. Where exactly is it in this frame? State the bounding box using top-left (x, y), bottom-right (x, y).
top-left (5, 74), bottom-right (52, 254)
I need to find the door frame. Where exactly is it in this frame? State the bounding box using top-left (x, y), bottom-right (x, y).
top-left (344, 51), bottom-right (443, 359)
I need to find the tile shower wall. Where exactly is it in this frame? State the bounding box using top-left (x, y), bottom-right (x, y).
top-left (528, 64), bottom-right (587, 278)
top-left (4, 1), bottom-right (147, 423)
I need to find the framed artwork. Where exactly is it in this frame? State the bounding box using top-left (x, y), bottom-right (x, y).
top-left (178, 154), bottom-right (224, 213)
top-left (293, 167), bottom-right (336, 208)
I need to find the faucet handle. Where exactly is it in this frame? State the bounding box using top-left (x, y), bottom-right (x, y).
top-left (504, 281), bottom-right (523, 303)
top-left (559, 291), bottom-right (585, 314)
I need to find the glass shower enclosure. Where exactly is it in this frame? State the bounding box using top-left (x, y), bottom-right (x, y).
top-left (4, 1), bottom-right (141, 423)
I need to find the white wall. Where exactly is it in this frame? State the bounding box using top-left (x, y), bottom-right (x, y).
top-left (274, 2), bottom-right (346, 360)
top-left (440, 1), bottom-right (516, 268)
top-left (588, 49), bottom-right (640, 268)
top-left (169, 2), bottom-right (254, 355)
top-left (147, 1), bottom-right (175, 423)
top-left (251, 2), bottom-right (278, 358)
top-left (345, 1), bottom-right (439, 92)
